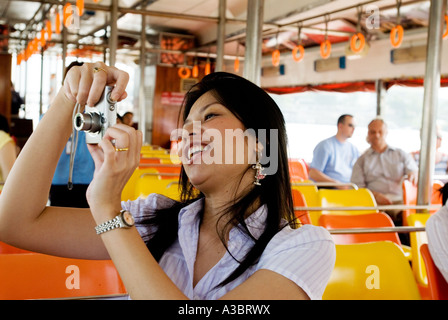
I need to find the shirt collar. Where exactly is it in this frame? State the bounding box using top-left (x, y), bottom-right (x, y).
top-left (367, 144), bottom-right (396, 155)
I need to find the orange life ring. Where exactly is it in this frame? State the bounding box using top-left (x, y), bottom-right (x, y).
top-left (320, 40), bottom-right (331, 59)
top-left (272, 49), bottom-right (280, 67)
top-left (205, 62), bottom-right (211, 75)
top-left (178, 67), bottom-right (191, 79)
top-left (192, 65), bottom-right (199, 78)
top-left (350, 33), bottom-right (365, 54)
top-left (443, 15), bottom-right (448, 39)
top-left (292, 45), bottom-right (305, 62)
top-left (390, 25), bottom-right (404, 48)
top-left (234, 58), bottom-right (240, 72)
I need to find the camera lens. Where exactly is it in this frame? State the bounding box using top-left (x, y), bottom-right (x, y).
top-left (74, 112), bottom-right (102, 133)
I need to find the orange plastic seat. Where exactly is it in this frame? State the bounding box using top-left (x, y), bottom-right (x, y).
top-left (0, 253), bottom-right (127, 300)
top-left (139, 157), bottom-right (162, 164)
top-left (318, 212), bottom-right (401, 245)
top-left (140, 165), bottom-right (181, 179)
top-left (402, 179), bottom-right (443, 225)
top-left (420, 244), bottom-right (448, 300)
top-left (291, 188), bottom-right (312, 225)
top-left (288, 158), bottom-right (309, 181)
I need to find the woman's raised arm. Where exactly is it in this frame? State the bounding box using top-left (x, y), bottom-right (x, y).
top-left (0, 62), bottom-right (129, 260)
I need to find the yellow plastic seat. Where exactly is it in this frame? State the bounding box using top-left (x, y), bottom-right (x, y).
top-left (407, 213), bottom-right (431, 298)
top-left (323, 242), bottom-right (421, 300)
top-left (134, 175), bottom-right (180, 201)
top-left (318, 188), bottom-right (378, 215)
top-left (122, 167), bottom-right (160, 201)
top-left (291, 183), bottom-right (320, 225)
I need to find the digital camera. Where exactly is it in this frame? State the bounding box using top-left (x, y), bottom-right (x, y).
top-left (73, 86), bottom-right (117, 144)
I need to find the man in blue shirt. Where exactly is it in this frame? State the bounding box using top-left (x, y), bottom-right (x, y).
top-left (49, 130), bottom-right (95, 208)
top-left (309, 114), bottom-right (360, 186)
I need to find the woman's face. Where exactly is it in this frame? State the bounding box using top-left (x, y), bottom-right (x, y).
top-left (179, 91), bottom-right (257, 195)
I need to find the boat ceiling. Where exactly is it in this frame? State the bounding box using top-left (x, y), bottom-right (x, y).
top-left (0, 0), bottom-right (432, 60)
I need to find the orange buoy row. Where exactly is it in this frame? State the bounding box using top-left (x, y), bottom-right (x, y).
top-left (390, 25), bottom-right (404, 48)
top-left (320, 39), bottom-right (331, 59)
top-left (292, 45), bottom-right (305, 62)
top-left (350, 33), bottom-right (365, 53)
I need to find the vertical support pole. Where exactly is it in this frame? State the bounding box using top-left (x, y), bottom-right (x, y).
top-left (62, 25), bottom-right (68, 81)
top-left (417, 0), bottom-right (446, 207)
top-left (375, 79), bottom-right (385, 116)
top-left (39, 47), bottom-right (44, 117)
top-left (243, 0), bottom-right (264, 85)
top-left (139, 13), bottom-right (147, 143)
top-left (215, 0), bottom-right (226, 72)
top-left (109, 0), bottom-right (119, 67)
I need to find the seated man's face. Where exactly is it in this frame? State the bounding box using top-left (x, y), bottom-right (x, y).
top-left (367, 120), bottom-right (387, 149)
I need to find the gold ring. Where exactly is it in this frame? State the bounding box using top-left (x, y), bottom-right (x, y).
top-left (93, 67), bottom-right (107, 75)
top-left (115, 147), bottom-right (129, 152)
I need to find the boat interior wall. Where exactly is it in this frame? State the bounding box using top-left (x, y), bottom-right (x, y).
top-left (260, 32), bottom-right (448, 88)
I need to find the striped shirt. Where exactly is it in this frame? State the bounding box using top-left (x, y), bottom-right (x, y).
top-left (122, 194), bottom-right (336, 300)
top-left (426, 204), bottom-right (448, 283)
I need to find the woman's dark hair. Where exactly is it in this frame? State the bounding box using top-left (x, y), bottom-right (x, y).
top-left (143, 72), bottom-right (295, 287)
top-left (439, 182), bottom-right (448, 205)
top-left (0, 114), bottom-right (10, 133)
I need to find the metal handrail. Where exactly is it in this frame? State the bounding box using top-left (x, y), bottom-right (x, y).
top-left (294, 204), bottom-right (442, 211)
top-left (138, 163), bottom-right (181, 168)
top-left (140, 172), bottom-right (180, 178)
top-left (328, 226), bottom-right (426, 234)
top-left (291, 182), bottom-right (358, 190)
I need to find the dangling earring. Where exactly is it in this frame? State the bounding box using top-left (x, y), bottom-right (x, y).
top-left (252, 161), bottom-right (266, 186)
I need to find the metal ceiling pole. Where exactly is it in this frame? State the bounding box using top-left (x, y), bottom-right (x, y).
top-left (62, 24), bottom-right (68, 77)
top-left (416, 0), bottom-right (446, 207)
top-left (215, 0), bottom-right (226, 72)
top-left (243, 0), bottom-right (264, 85)
top-left (109, 0), bottom-right (118, 67)
top-left (39, 47), bottom-right (44, 117)
top-left (139, 13), bottom-right (147, 143)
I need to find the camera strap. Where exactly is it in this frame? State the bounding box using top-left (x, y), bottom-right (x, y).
top-left (68, 102), bottom-right (81, 190)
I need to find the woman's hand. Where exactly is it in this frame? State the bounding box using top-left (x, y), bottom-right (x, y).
top-left (63, 61), bottom-right (129, 107)
top-left (86, 124), bottom-right (143, 223)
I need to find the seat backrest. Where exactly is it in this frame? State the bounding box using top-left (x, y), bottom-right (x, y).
top-left (431, 180), bottom-right (444, 209)
top-left (402, 180), bottom-right (443, 225)
top-left (318, 212), bottom-right (401, 245)
top-left (134, 175), bottom-right (180, 201)
top-left (0, 253), bottom-right (127, 300)
top-left (318, 188), bottom-right (378, 215)
top-left (291, 183), bottom-right (320, 225)
top-left (420, 244), bottom-right (448, 300)
top-left (122, 167), bottom-right (161, 201)
top-left (291, 189), bottom-right (312, 225)
top-left (322, 242), bottom-right (421, 300)
top-left (407, 213), bottom-right (431, 286)
top-left (288, 158), bottom-right (309, 181)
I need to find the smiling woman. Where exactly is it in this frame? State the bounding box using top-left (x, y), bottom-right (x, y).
top-left (0, 66), bottom-right (335, 300)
